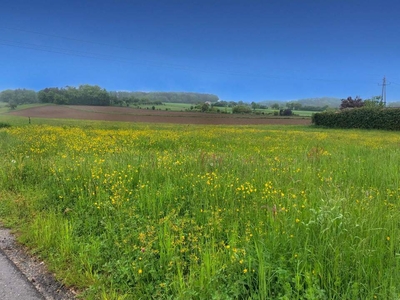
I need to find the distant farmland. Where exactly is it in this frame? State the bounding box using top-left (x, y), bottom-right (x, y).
top-left (9, 105), bottom-right (312, 125)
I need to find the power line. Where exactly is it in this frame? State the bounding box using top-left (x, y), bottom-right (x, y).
top-left (2, 40), bottom-right (383, 85)
top-left (2, 39), bottom-right (274, 77)
top-left (0, 26), bottom-right (140, 51)
top-left (0, 27), bottom-right (386, 85)
top-left (0, 25), bottom-right (257, 69)
top-left (0, 41), bottom-right (288, 79)
top-left (378, 76), bottom-right (392, 106)
top-left (0, 41), bottom-right (286, 78)
top-left (0, 39), bottom-right (194, 70)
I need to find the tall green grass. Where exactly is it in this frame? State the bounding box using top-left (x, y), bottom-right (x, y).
top-left (0, 122), bottom-right (399, 299)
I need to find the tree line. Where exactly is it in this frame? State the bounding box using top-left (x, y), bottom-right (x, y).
top-left (38, 85), bottom-right (111, 106)
top-left (110, 91), bottom-right (219, 104)
top-left (0, 85), bottom-right (220, 107)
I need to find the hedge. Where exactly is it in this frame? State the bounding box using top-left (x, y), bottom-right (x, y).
top-left (0, 122), bottom-right (11, 129)
top-left (312, 108), bottom-right (400, 130)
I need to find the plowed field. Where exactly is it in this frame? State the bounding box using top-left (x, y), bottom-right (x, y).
top-left (10, 105), bottom-right (311, 125)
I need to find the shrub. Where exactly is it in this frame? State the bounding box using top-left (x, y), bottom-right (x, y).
top-left (312, 108), bottom-right (400, 130)
top-left (232, 105), bottom-right (252, 114)
top-left (201, 103), bottom-right (210, 112)
top-left (279, 109), bottom-right (293, 116)
top-left (0, 122), bottom-right (11, 128)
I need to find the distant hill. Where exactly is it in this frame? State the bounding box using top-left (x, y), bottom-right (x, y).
top-left (297, 97), bottom-right (341, 108)
top-left (257, 100), bottom-right (290, 108)
top-left (110, 91), bottom-right (219, 104)
top-left (388, 101), bottom-right (400, 107)
top-left (258, 97), bottom-right (341, 108)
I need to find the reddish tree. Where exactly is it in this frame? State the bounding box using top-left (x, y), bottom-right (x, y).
top-left (340, 96), bottom-right (364, 109)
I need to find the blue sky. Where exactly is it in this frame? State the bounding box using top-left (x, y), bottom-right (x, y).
top-left (1, 0), bottom-right (399, 102)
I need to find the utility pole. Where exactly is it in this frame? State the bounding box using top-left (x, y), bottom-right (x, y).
top-left (379, 76), bottom-right (390, 107)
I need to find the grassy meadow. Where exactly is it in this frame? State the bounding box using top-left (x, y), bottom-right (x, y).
top-left (0, 117), bottom-right (399, 299)
top-left (0, 103), bottom-right (51, 114)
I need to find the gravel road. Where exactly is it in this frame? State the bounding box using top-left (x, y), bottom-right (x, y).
top-left (0, 250), bottom-right (44, 299)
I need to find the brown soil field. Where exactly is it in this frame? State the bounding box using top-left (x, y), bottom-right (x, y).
top-left (10, 105), bottom-right (312, 125)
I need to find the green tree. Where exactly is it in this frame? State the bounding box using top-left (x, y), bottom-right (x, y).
top-left (0, 90), bottom-right (15, 103)
top-left (212, 100), bottom-right (228, 107)
top-left (251, 102), bottom-right (259, 110)
top-left (78, 85), bottom-right (110, 106)
top-left (271, 103), bottom-right (280, 110)
top-left (7, 100), bottom-right (17, 109)
top-left (38, 88), bottom-right (64, 103)
top-left (0, 89), bottom-right (37, 104)
top-left (38, 85), bottom-right (111, 106)
top-left (108, 91), bottom-right (219, 104)
top-left (201, 103), bottom-right (210, 112)
top-left (364, 96), bottom-right (384, 108)
top-left (14, 89), bottom-right (37, 104)
top-left (286, 101), bottom-right (295, 110)
top-left (293, 102), bottom-right (303, 110)
top-left (65, 86), bottom-right (79, 105)
top-left (54, 93), bottom-right (68, 104)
